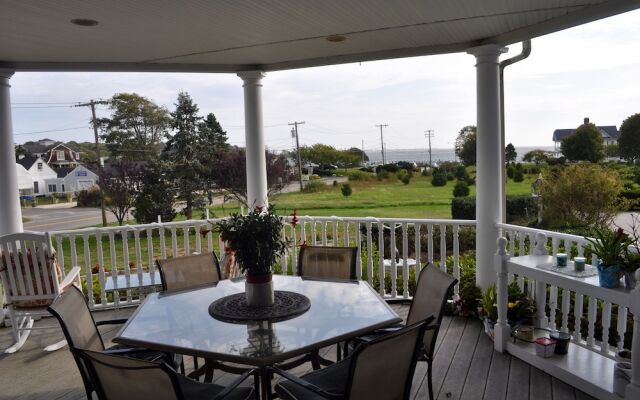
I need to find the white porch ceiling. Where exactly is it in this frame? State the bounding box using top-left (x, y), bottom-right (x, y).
top-left (1, 0), bottom-right (639, 72)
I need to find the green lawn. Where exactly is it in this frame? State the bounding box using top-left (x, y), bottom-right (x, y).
top-left (207, 174), bottom-right (536, 219)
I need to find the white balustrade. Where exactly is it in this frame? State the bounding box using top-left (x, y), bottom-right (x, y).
top-left (47, 216), bottom-right (475, 309)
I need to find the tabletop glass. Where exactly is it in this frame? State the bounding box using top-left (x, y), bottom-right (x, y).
top-left (114, 275), bottom-right (401, 366)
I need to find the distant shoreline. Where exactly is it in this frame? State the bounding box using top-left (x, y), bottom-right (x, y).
top-left (364, 146), bottom-right (556, 164)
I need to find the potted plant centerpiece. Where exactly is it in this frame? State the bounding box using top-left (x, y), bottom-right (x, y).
top-left (216, 206), bottom-right (287, 307)
top-left (586, 228), bottom-right (630, 289)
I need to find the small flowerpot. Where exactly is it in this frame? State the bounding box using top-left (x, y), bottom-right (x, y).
top-left (597, 264), bottom-right (621, 288)
top-left (245, 273), bottom-right (274, 307)
top-left (613, 362), bottom-right (632, 397)
top-left (549, 331), bottom-right (571, 355)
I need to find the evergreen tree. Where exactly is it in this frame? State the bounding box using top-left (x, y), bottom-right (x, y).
top-left (133, 162), bottom-right (177, 224)
top-left (505, 143), bottom-right (517, 163)
top-left (454, 126), bottom-right (477, 166)
top-left (618, 113), bottom-right (640, 162)
top-left (163, 91), bottom-right (206, 219)
top-left (198, 113), bottom-right (229, 155)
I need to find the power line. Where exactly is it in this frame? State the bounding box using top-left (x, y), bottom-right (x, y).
top-left (12, 105), bottom-right (76, 109)
top-left (375, 123), bottom-right (389, 164)
top-left (15, 125), bottom-right (89, 136)
top-left (288, 121), bottom-right (305, 191)
top-left (13, 101), bottom-right (81, 105)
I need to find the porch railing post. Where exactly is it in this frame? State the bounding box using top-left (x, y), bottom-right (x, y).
top-left (467, 44), bottom-right (508, 289)
top-left (494, 236), bottom-right (510, 352)
top-left (627, 269), bottom-right (640, 398)
top-left (238, 71), bottom-right (268, 210)
top-left (0, 69), bottom-right (23, 235)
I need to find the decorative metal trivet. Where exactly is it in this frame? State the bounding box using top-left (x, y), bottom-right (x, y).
top-left (208, 291), bottom-right (310, 323)
top-left (536, 262), bottom-right (598, 278)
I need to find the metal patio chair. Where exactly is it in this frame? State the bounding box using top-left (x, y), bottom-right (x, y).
top-left (0, 231), bottom-right (81, 353)
top-left (271, 318), bottom-right (432, 400)
top-left (76, 349), bottom-right (256, 400)
top-left (48, 285), bottom-right (182, 400)
top-left (157, 252), bottom-right (223, 292)
top-left (347, 263), bottom-right (457, 400)
top-left (297, 245), bottom-right (358, 281)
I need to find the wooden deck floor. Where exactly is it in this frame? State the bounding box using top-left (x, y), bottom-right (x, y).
top-left (0, 304), bottom-right (596, 400)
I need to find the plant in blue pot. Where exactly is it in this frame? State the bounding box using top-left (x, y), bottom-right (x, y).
top-left (586, 228), bottom-right (630, 288)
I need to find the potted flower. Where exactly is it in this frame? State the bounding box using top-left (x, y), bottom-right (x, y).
top-left (480, 282), bottom-right (535, 341)
top-left (586, 228), bottom-right (630, 288)
top-left (216, 206), bottom-right (288, 307)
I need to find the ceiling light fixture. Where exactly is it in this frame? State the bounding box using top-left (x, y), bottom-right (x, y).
top-left (70, 19), bottom-right (99, 27)
top-left (326, 35), bottom-right (347, 43)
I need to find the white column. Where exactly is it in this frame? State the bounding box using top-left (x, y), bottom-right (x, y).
top-left (0, 69), bottom-right (23, 235)
top-left (467, 44), bottom-right (507, 289)
top-left (237, 71), bottom-right (268, 210)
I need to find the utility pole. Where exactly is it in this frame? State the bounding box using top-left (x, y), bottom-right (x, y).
top-left (76, 99), bottom-right (109, 227)
top-left (288, 121), bottom-right (305, 191)
top-left (424, 129), bottom-right (434, 167)
top-left (375, 124), bottom-right (388, 164)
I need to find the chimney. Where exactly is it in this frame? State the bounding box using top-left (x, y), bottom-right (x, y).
top-left (584, 117), bottom-right (590, 125)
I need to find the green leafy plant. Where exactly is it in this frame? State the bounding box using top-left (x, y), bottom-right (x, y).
top-left (585, 227), bottom-right (630, 267)
top-left (216, 206), bottom-right (288, 277)
top-left (481, 282), bottom-right (535, 324)
top-left (341, 183), bottom-right (353, 197)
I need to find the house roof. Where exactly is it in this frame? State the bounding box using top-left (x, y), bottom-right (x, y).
top-left (22, 142), bottom-right (53, 154)
top-left (552, 125), bottom-right (620, 141)
top-left (16, 154), bottom-right (39, 169)
top-left (1, 1), bottom-right (638, 73)
top-left (55, 167), bottom-right (75, 178)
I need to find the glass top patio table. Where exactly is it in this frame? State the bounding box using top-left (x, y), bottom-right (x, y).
top-left (113, 275), bottom-right (401, 367)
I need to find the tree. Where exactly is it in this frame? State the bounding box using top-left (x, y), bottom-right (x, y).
top-left (208, 147), bottom-right (289, 206)
top-left (540, 164), bottom-right (624, 228)
top-left (99, 160), bottom-right (141, 226)
top-left (14, 144), bottom-right (27, 157)
top-left (346, 147), bottom-right (368, 166)
top-left (133, 162), bottom-right (176, 224)
top-left (163, 91), bottom-right (206, 220)
top-left (454, 126), bottom-right (477, 166)
top-left (561, 122), bottom-right (604, 162)
top-left (618, 113), bottom-right (640, 162)
top-left (522, 149), bottom-right (551, 165)
top-left (453, 181), bottom-right (469, 197)
top-left (505, 143), bottom-right (517, 163)
top-left (299, 144), bottom-right (341, 165)
top-left (604, 143), bottom-right (620, 158)
top-left (100, 93), bottom-right (171, 161)
top-left (198, 113), bottom-right (229, 153)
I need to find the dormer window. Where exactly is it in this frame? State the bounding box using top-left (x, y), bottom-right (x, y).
top-left (57, 150), bottom-right (65, 160)
top-left (37, 162), bottom-right (43, 171)
top-left (75, 152), bottom-right (81, 160)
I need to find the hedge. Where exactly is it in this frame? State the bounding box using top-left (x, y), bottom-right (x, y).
top-left (452, 195), bottom-right (537, 221)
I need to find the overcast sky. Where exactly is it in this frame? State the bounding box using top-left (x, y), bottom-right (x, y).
top-left (10, 8), bottom-right (640, 153)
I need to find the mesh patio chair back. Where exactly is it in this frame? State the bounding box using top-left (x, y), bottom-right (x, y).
top-left (77, 349), bottom-right (181, 400)
top-left (349, 319), bottom-right (429, 400)
top-left (297, 246), bottom-right (357, 280)
top-left (406, 264), bottom-right (457, 357)
top-left (157, 252), bottom-right (222, 292)
top-left (48, 284), bottom-right (105, 352)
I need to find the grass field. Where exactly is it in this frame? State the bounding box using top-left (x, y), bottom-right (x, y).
top-left (207, 173), bottom-right (537, 219)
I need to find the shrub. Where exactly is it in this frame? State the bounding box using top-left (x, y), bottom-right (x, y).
top-left (375, 163), bottom-right (399, 173)
top-left (446, 173), bottom-right (454, 181)
top-left (376, 169), bottom-right (390, 180)
top-left (332, 180), bottom-right (339, 187)
top-left (401, 175), bottom-right (411, 185)
top-left (396, 169), bottom-right (408, 181)
top-left (341, 183), bottom-right (352, 197)
top-left (77, 188), bottom-right (101, 207)
top-left (348, 170), bottom-right (374, 181)
top-left (451, 195), bottom-right (537, 222)
top-left (453, 181), bottom-right (469, 197)
top-left (506, 165), bottom-right (515, 179)
top-left (465, 176), bottom-right (475, 186)
top-left (421, 168), bottom-right (432, 177)
top-left (513, 170), bottom-right (524, 182)
top-left (540, 164), bottom-right (625, 228)
top-left (454, 165), bottom-right (468, 180)
top-left (315, 169), bottom-right (334, 177)
top-left (359, 166), bottom-right (374, 173)
top-left (302, 180), bottom-right (327, 193)
top-left (431, 173), bottom-right (447, 187)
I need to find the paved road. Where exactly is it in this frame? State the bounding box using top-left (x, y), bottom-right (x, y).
top-left (22, 206), bottom-right (119, 231)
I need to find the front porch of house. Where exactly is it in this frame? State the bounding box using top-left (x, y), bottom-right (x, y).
top-left (0, 302), bottom-right (597, 400)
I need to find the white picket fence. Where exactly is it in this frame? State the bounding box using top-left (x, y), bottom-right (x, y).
top-left (47, 216), bottom-right (476, 310)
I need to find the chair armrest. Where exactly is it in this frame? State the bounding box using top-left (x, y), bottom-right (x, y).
top-left (95, 318), bottom-right (129, 326)
top-left (211, 369), bottom-right (256, 400)
top-left (59, 267), bottom-right (81, 290)
top-left (102, 347), bottom-right (161, 357)
top-left (267, 367), bottom-right (342, 399)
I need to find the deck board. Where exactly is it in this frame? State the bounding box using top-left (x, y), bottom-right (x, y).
top-left (0, 305), bottom-right (593, 400)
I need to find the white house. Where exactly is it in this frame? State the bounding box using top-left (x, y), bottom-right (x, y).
top-left (16, 154), bottom-right (57, 196)
top-left (15, 163), bottom-right (33, 196)
top-left (44, 164), bottom-right (98, 195)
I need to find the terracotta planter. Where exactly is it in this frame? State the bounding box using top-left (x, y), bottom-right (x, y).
top-left (245, 273), bottom-right (274, 307)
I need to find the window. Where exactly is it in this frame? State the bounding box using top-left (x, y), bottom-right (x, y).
top-left (75, 152), bottom-right (81, 160)
top-left (33, 182), bottom-right (39, 193)
top-left (37, 162), bottom-right (43, 171)
top-left (61, 184), bottom-right (65, 192)
top-left (56, 150), bottom-right (65, 160)
top-left (48, 184), bottom-right (56, 193)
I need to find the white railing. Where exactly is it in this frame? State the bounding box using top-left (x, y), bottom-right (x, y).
top-left (48, 216), bottom-right (476, 310)
top-left (495, 226), bottom-right (640, 399)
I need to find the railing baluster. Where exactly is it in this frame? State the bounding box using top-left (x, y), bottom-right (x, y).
top-left (378, 220), bottom-right (385, 297)
top-left (601, 301), bottom-right (612, 354)
top-left (427, 224), bottom-right (434, 264)
top-left (587, 296), bottom-right (597, 348)
top-left (439, 224), bottom-right (446, 272)
top-left (414, 223), bottom-right (421, 272)
top-left (390, 223), bottom-right (397, 298)
top-left (549, 285), bottom-right (558, 331)
top-left (280, 226), bottom-right (288, 274)
top-left (291, 223), bottom-right (298, 276)
top-left (54, 235), bottom-right (65, 274)
top-left (70, 234), bottom-right (78, 270)
top-left (160, 226), bottom-right (167, 259)
top-left (134, 230), bottom-right (143, 286)
top-left (83, 233), bottom-right (94, 308)
top-left (183, 226), bottom-right (190, 256)
top-left (366, 221), bottom-right (373, 284)
top-left (147, 228), bottom-right (155, 285)
top-left (108, 231), bottom-right (118, 308)
top-left (321, 221), bottom-right (327, 245)
top-left (332, 218), bottom-right (338, 246)
top-left (573, 293), bottom-right (584, 342)
top-left (96, 231), bottom-right (107, 306)
top-left (518, 230), bottom-right (525, 257)
top-left (402, 222), bottom-right (409, 299)
top-left (310, 220), bottom-right (317, 245)
top-left (122, 229), bottom-right (132, 304)
top-left (617, 306), bottom-right (628, 352)
top-left (561, 287), bottom-right (571, 333)
top-left (170, 227), bottom-right (178, 258)
top-left (453, 224), bottom-right (460, 296)
top-left (355, 222), bottom-right (362, 280)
